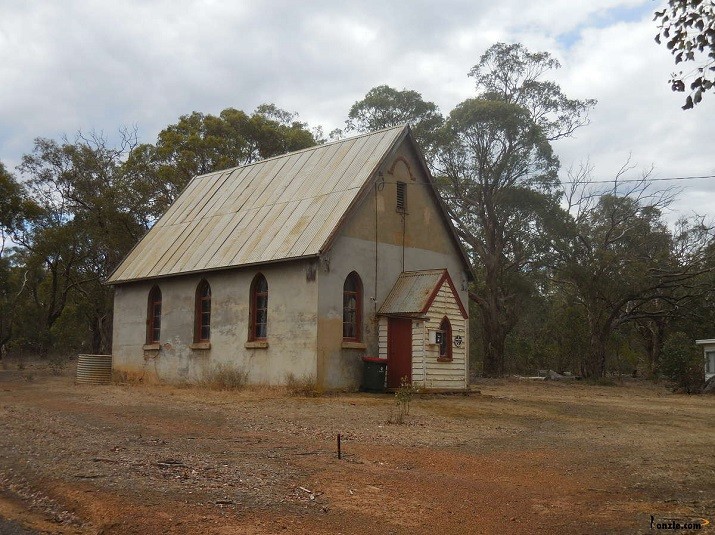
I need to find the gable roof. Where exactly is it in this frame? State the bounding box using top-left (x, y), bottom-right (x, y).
top-left (108, 125), bottom-right (471, 284)
top-left (378, 269), bottom-right (468, 319)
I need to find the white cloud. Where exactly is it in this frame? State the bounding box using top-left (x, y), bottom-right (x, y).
top-left (1, 0), bottom-right (712, 221)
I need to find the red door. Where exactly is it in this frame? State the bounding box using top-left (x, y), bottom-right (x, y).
top-left (387, 317), bottom-right (412, 389)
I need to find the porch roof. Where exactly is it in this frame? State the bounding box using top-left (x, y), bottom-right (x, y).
top-left (378, 269), bottom-right (467, 318)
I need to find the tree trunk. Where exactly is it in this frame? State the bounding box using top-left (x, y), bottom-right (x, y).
top-left (89, 312), bottom-right (112, 354)
top-left (480, 308), bottom-right (507, 377)
top-left (583, 316), bottom-right (610, 378)
top-left (585, 333), bottom-right (607, 378)
top-left (646, 320), bottom-right (666, 377)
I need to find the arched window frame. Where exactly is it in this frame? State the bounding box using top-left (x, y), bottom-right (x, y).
top-left (249, 273), bottom-right (268, 341)
top-left (342, 272), bottom-right (363, 341)
top-left (194, 279), bottom-right (211, 342)
top-left (438, 316), bottom-right (452, 361)
top-left (146, 285), bottom-right (162, 344)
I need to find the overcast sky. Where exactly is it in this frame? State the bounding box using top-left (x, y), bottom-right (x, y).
top-left (1, 0), bottom-right (713, 221)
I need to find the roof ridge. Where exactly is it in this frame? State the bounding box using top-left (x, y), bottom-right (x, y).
top-left (194, 124), bottom-right (408, 180)
top-left (108, 125), bottom-right (409, 283)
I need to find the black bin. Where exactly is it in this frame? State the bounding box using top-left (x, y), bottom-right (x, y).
top-left (361, 356), bottom-right (387, 392)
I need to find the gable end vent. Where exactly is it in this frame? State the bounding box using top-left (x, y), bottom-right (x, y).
top-left (396, 181), bottom-right (407, 213)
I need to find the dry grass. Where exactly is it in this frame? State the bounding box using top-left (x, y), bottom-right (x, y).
top-left (200, 363), bottom-right (249, 391)
top-left (1, 365), bottom-right (713, 534)
top-left (111, 369), bottom-right (146, 385)
top-left (285, 372), bottom-right (322, 397)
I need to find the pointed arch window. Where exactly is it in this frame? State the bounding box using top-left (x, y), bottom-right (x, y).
top-left (147, 286), bottom-right (162, 344)
top-left (343, 272), bottom-right (362, 341)
top-left (194, 280), bottom-right (211, 342)
top-left (438, 316), bottom-right (452, 361)
top-left (250, 274), bottom-right (268, 340)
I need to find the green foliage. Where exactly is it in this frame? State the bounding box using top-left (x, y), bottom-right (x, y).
top-left (346, 85), bottom-right (444, 158)
top-left (12, 132), bottom-right (144, 354)
top-left (50, 303), bottom-right (90, 354)
top-left (654, 1), bottom-right (715, 109)
top-left (0, 163), bottom-right (25, 236)
top-left (146, 105), bottom-right (318, 205)
top-left (552, 188), bottom-right (714, 378)
top-left (433, 42), bottom-right (593, 378)
top-left (2, 105), bottom-right (318, 358)
top-left (437, 97), bottom-right (565, 377)
top-left (661, 332), bottom-right (705, 393)
top-left (468, 42), bottom-right (596, 141)
top-left (0, 163), bottom-right (33, 351)
top-left (588, 377), bottom-right (617, 387)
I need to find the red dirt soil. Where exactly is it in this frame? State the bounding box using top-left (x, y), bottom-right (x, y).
top-left (0, 363), bottom-right (712, 534)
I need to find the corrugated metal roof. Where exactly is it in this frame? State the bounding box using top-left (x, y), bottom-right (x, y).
top-left (378, 269), bottom-right (447, 315)
top-left (108, 125), bottom-right (407, 283)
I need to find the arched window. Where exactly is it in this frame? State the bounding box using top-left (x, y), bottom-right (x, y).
top-left (250, 274), bottom-right (268, 340)
top-left (147, 286), bottom-right (162, 344)
top-left (194, 280), bottom-right (211, 342)
top-left (438, 316), bottom-right (452, 361)
top-left (343, 272), bottom-right (362, 341)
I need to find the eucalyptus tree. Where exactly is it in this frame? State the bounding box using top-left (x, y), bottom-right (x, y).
top-left (437, 98), bottom-right (564, 376)
top-left (468, 43), bottom-right (596, 141)
top-left (437, 43), bottom-right (595, 377)
top-left (345, 85), bottom-right (444, 160)
top-left (136, 105), bottom-right (318, 209)
top-left (7, 106), bottom-right (319, 355)
top-left (654, 0), bottom-right (715, 109)
top-left (0, 163), bottom-right (28, 355)
top-left (0, 162), bottom-right (24, 251)
top-left (14, 131), bottom-right (148, 353)
top-left (553, 171), bottom-right (715, 378)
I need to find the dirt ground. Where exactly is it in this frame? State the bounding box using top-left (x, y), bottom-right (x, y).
top-left (0, 361), bottom-right (713, 534)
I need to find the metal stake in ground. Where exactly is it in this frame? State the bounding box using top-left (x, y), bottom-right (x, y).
top-left (337, 433), bottom-right (341, 459)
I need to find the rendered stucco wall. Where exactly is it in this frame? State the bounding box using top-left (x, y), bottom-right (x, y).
top-left (112, 260), bottom-right (318, 385)
top-left (316, 140), bottom-right (470, 390)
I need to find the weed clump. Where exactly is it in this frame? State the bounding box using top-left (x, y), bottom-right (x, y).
top-left (390, 376), bottom-right (416, 424)
top-left (588, 376), bottom-right (617, 387)
top-left (48, 355), bottom-right (67, 376)
top-left (201, 364), bottom-right (249, 391)
top-left (285, 373), bottom-right (322, 397)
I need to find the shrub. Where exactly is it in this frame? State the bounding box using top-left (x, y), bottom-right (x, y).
top-left (661, 332), bottom-right (704, 393)
top-left (391, 376), bottom-right (416, 424)
top-left (48, 355), bottom-right (67, 376)
top-left (201, 364), bottom-right (249, 391)
top-left (285, 373), bottom-right (321, 397)
top-left (588, 376), bottom-right (617, 387)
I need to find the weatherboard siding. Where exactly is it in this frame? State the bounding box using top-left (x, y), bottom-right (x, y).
top-left (420, 281), bottom-right (468, 390)
top-left (411, 320), bottom-right (426, 385)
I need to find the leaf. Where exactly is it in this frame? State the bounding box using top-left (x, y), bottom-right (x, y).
top-left (682, 95), bottom-right (693, 109)
top-left (671, 79), bottom-right (686, 92)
